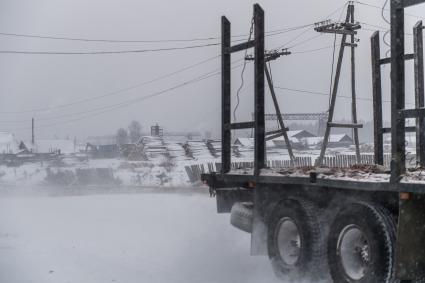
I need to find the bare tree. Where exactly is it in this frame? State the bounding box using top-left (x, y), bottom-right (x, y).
top-left (128, 121), bottom-right (142, 143)
top-left (116, 128), bottom-right (129, 145)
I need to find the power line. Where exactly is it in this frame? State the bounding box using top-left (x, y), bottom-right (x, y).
top-left (0, 42), bottom-right (220, 55)
top-left (0, 54), bottom-right (222, 114)
top-left (0, 23), bottom-right (313, 44)
top-left (323, 1), bottom-right (349, 20)
top-left (10, 63), bottom-right (245, 131)
top-left (270, 1), bottom-right (347, 52)
top-left (274, 85), bottom-right (416, 105)
top-left (234, 18), bottom-right (254, 122)
top-left (354, 1), bottom-right (424, 19)
top-left (0, 24), bottom-right (316, 55)
top-left (275, 26), bottom-right (313, 50)
top-left (0, 32), bottom-right (220, 43)
top-left (0, 57), bottom-right (245, 121)
top-left (359, 21), bottom-right (414, 36)
top-left (291, 45), bottom-right (335, 54)
top-left (286, 34), bottom-right (323, 49)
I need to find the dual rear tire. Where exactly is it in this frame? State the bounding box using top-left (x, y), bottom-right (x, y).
top-left (267, 198), bottom-right (327, 282)
top-left (267, 199), bottom-right (397, 283)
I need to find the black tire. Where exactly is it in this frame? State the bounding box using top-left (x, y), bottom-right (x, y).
top-left (327, 202), bottom-right (397, 283)
top-left (267, 198), bottom-right (326, 282)
top-left (230, 202), bottom-right (253, 233)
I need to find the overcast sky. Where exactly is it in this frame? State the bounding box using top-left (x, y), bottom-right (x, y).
top-left (0, 0), bottom-right (424, 141)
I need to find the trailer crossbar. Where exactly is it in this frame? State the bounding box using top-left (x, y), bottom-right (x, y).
top-left (226, 40), bottom-right (256, 54)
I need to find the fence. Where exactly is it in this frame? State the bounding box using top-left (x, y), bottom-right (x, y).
top-left (185, 154), bottom-right (394, 183)
top-left (319, 154), bottom-right (391, 168)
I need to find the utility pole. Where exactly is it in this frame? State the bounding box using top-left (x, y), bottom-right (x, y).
top-left (246, 49), bottom-right (295, 163)
top-left (315, 2), bottom-right (363, 166)
top-left (32, 118), bottom-right (35, 145)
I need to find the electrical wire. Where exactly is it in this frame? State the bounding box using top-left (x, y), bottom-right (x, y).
top-left (1, 55), bottom-right (223, 115)
top-left (233, 18), bottom-right (254, 122)
top-left (0, 23), bottom-right (314, 44)
top-left (359, 24), bottom-right (414, 36)
top-left (354, 1), bottom-right (424, 19)
top-left (0, 57), bottom-right (245, 122)
top-left (327, 0), bottom-right (347, 108)
top-left (0, 32), bottom-right (220, 43)
top-left (273, 85), bottom-right (415, 105)
top-left (0, 42), bottom-right (220, 55)
top-left (285, 34), bottom-right (323, 49)
top-left (323, 1), bottom-right (350, 20)
top-left (271, 1), bottom-right (348, 52)
top-left (2, 2), bottom-right (400, 127)
top-left (10, 63), bottom-right (246, 131)
top-left (0, 24), bottom-right (316, 56)
top-left (291, 45), bottom-right (335, 54)
top-left (274, 26), bottom-right (313, 50)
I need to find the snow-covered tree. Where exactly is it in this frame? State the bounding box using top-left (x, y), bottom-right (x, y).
top-left (128, 121), bottom-right (142, 143)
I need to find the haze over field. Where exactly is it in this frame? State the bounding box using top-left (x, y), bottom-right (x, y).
top-left (0, 193), bottom-right (283, 283)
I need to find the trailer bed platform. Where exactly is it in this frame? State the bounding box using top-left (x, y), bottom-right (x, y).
top-left (202, 166), bottom-right (425, 194)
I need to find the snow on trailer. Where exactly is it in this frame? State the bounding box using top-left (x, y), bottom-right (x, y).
top-left (202, 2), bottom-right (425, 283)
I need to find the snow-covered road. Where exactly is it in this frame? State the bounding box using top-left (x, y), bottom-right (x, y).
top-left (0, 191), bottom-right (280, 283)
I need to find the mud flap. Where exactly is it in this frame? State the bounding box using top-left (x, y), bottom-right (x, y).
top-left (396, 193), bottom-right (425, 280)
top-left (250, 188), bottom-right (268, 256)
top-left (215, 188), bottom-right (253, 213)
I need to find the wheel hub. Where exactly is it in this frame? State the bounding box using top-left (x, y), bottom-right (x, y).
top-left (337, 224), bottom-right (370, 280)
top-left (275, 217), bottom-right (301, 266)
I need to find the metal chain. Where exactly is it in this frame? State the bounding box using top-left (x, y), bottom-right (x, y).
top-left (233, 17), bottom-right (255, 122)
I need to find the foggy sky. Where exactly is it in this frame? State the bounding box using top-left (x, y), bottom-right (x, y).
top-left (0, 0), bottom-right (424, 141)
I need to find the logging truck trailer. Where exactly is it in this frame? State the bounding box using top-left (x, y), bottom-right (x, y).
top-left (202, 1), bottom-right (425, 282)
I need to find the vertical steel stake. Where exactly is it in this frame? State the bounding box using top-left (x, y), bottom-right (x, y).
top-left (371, 31), bottom-right (384, 165)
top-left (254, 4), bottom-right (265, 176)
top-left (414, 21), bottom-right (425, 167)
top-left (221, 16), bottom-right (231, 174)
top-left (390, 0), bottom-right (406, 182)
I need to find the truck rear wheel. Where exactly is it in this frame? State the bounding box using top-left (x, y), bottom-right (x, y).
top-left (327, 202), bottom-right (396, 283)
top-left (267, 198), bottom-right (326, 282)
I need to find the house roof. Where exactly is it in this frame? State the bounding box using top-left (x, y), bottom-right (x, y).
top-left (287, 130), bottom-right (316, 138)
top-left (0, 132), bottom-right (19, 154)
top-left (329, 134), bottom-right (353, 143)
top-left (269, 130), bottom-right (316, 143)
top-left (234, 138), bottom-right (254, 147)
top-left (300, 134), bottom-right (353, 145)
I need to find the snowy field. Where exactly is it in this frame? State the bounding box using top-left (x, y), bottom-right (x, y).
top-left (0, 190), bottom-right (281, 283)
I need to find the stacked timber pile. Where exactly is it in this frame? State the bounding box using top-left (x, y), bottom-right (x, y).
top-left (206, 139), bottom-right (222, 158)
top-left (141, 136), bottom-right (169, 161)
top-left (184, 140), bottom-right (213, 160)
top-left (233, 138), bottom-right (254, 158)
top-left (165, 142), bottom-right (189, 161)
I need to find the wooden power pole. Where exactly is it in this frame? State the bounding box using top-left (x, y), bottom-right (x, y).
top-left (32, 118), bottom-right (35, 144)
top-left (315, 2), bottom-right (362, 166)
top-left (246, 49), bottom-right (295, 163)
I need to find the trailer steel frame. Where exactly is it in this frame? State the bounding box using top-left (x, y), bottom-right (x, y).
top-left (204, 1), bottom-right (425, 281)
